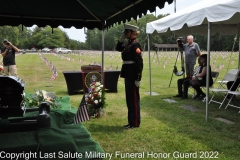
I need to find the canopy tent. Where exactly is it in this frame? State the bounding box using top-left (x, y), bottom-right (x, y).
top-left (0, 0), bottom-right (173, 83)
top-left (146, 0), bottom-right (240, 121)
top-left (146, 0), bottom-right (240, 35)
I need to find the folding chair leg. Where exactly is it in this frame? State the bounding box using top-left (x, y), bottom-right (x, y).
top-left (219, 95), bottom-right (228, 109)
top-left (202, 97), bottom-right (206, 102)
top-left (209, 92), bottom-right (216, 104)
top-left (225, 95), bottom-right (235, 110)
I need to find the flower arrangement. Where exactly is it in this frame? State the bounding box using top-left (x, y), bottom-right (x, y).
top-left (85, 82), bottom-right (106, 118)
top-left (24, 90), bottom-right (62, 109)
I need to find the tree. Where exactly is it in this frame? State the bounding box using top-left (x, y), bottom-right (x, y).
top-left (17, 25), bottom-right (32, 49)
top-left (0, 26), bottom-right (19, 46)
top-left (63, 31), bottom-right (70, 48)
top-left (30, 26), bottom-right (65, 49)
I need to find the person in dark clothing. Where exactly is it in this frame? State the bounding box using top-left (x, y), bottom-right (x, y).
top-left (190, 54), bottom-right (213, 99)
top-left (116, 24), bottom-right (143, 129)
top-left (227, 79), bottom-right (240, 91)
top-left (1, 39), bottom-right (19, 76)
top-left (174, 58), bottom-right (202, 99)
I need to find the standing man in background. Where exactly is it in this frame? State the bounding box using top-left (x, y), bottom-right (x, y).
top-left (116, 24), bottom-right (143, 129)
top-left (177, 35), bottom-right (201, 79)
top-left (1, 39), bottom-right (19, 76)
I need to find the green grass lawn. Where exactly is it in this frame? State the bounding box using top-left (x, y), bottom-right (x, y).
top-left (16, 51), bottom-right (240, 160)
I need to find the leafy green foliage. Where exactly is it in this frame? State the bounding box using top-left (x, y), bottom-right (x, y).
top-left (25, 90), bottom-right (62, 109)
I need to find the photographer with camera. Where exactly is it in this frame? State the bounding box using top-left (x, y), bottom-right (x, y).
top-left (1, 39), bottom-right (19, 76)
top-left (177, 35), bottom-right (201, 78)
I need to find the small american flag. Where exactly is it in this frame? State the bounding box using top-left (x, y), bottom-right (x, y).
top-left (50, 67), bottom-right (58, 80)
top-left (74, 95), bottom-right (90, 123)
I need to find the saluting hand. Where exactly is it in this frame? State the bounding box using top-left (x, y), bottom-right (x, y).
top-left (119, 34), bottom-right (125, 42)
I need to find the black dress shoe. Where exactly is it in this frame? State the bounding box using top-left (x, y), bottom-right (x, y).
top-left (181, 96), bottom-right (188, 99)
top-left (124, 125), bottom-right (139, 129)
top-left (173, 94), bottom-right (183, 98)
top-left (123, 124), bottom-right (130, 128)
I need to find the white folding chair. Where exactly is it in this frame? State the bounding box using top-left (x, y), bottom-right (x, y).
top-left (208, 69), bottom-right (239, 107)
top-left (218, 78), bottom-right (240, 110)
top-left (217, 69), bottom-right (239, 89)
top-left (217, 80), bottom-right (229, 88)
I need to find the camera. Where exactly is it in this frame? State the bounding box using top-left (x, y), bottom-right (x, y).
top-left (177, 37), bottom-right (184, 48)
top-left (3, 39), bottom-right (9, 45)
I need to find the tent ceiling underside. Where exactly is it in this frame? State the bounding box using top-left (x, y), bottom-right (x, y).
top-left (0, 0), bottom-right (173, 29)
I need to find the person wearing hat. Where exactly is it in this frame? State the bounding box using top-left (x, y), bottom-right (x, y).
top-left (116, 24), bottom-right (143, 129)
top-left (1, 39), bottom-right (19, 76)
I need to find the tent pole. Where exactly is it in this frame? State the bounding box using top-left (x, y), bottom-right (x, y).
top-left (174, 0), bottom-right (176, 13)
top-left (101, 23), bottom-right (105, 86)
top-left (148, 34), bottom-right (152, 96)
top-left (206, 22), bottom-right (211, 122)
top-left (238, 37), bottom-right (240, 69)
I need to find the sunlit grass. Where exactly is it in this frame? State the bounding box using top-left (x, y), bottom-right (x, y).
top-left (17, 51), bottom-right (240, 160)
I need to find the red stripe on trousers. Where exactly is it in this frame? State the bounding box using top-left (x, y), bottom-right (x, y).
top-left (133, 85), bottom-right (138, 127)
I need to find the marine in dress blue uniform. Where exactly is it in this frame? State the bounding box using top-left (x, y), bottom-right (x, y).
top-left (116, 24), bottom-right (143, 129)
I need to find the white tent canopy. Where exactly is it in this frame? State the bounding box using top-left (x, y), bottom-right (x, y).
top-left (146, 0), bottom-right (240, 121)
top-left (146, 0), bottom-right (240, 35)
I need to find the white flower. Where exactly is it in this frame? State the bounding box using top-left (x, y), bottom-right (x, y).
top-left (91, 85), bottom-right (95, 89)
top-left (99, 99), bottom-right (102, 102)
top-left (98, 92), bottom-right (102, 96)
top-left (42, 90), bottom-right (47, 99)
top-left (100, 85), bottom-right (103, 88)
top-left (94, 100), bottom-right (98, 104)
top-left (96, 87), bottom-right (100, 92)
top-left (36, 91), bottom-right (40, 95)
top-left (96, 82), bottom-right (101, 86)
top-left (91, 97), bottom-right (94, 100)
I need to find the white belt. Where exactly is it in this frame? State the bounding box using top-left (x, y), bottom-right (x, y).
top-left (123, 61), bottom-right (135, 64)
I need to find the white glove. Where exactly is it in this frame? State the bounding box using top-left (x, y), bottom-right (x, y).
top-left (135, 81), bottom-right (140, 87)
top-left (119, 34), bottom-right (125, 42)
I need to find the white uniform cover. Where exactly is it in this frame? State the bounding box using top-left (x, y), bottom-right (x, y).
top-left (146, 0), bottom-right (240, 35)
